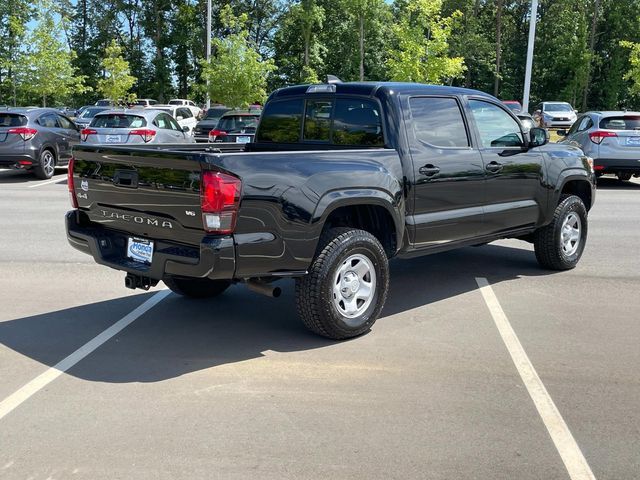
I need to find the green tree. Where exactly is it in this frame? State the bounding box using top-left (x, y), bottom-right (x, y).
top-left (18, 2), bottom-right (88, 106)
top-left (97, 40), bottom-right (137, 104)
top-left (0, 0), bottom-right (33, 105)
top-left (201, 5), bottom-right (275, 108)
top-left (386, 0), bottom-right (465, 84)
top-left (621, 41), bottom-right (640, 98)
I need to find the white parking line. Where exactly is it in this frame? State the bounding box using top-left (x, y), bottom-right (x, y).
top-left (27, 177), bottom-right (65, 188)
top-left (0, 289), bottom-right (170, 421)
top-left (476, 277), bottom-right (596, 480)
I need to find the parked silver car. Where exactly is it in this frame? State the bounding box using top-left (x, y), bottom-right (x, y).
top-left (0, 108), bottom-right (79, 179)
top-left (558, 111), bottom-right (640, 181)
top-left (533, 102), bottom-right (578, 128)
top-left (81, 109), bottom-right (195, 145)
top-left (74, 106), bottom-right (111, 129)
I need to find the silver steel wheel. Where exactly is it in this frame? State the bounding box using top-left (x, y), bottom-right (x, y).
top-left (561, 212), bottom-right (581, 256)
top-left (332, 253), bottom-right (376, 321)
top-left (41, 151), bottom-right (55, 177)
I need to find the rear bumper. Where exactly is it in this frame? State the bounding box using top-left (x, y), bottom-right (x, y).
top-left (594, 158), bottom-right (640, 174)
top-left (0, 153), bottom-right (38, 168)
top-left (66, 210), bottom-right (236, 281)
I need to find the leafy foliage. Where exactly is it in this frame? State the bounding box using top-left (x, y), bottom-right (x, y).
top-left (97, 40), bottom-right (137, 105)
top-left (200, 5), bottom-right (275, 108)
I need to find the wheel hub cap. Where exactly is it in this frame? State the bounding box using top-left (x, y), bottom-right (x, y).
top-left (332, 254), bottom-right (376, 320)
top-left (560, 212), bottom-right (581, 256)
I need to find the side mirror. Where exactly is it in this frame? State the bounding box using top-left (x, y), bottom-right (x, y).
top-left (556, 129), bottom-right (567, 137)
top-left (529, 127), bottom-right (548, 147)
top-left (182, 126), bottom-right (190, 133)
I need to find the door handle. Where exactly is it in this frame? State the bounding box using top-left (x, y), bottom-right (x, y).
top-left (485, 161), bottom-right (503, 173)
top-left (419, 164), bottom-right (440, 176)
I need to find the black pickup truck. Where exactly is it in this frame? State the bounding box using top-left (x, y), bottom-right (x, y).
top-left (66, 82), bottom-right (595, 339)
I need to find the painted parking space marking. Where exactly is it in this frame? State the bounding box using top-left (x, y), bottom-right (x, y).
top-left (476, 277), bottom-right (596, 480)
top-left (0, 289), bottom-right (170, 421)
top-left (26, 177), bottom-right (65, 188)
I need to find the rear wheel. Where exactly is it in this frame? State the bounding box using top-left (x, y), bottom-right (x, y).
top-left (164, 276), bottom-right (231, 298)
top-left (33, 149), bottom-right (55, 179)
top-left (533, 195), bottom-right (588, 270)
top-left (617, 172), bottom-right (632, 182)
top-left (296, 227), bottom-right (389, 340)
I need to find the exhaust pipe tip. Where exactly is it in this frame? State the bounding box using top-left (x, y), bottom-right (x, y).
top-left (246, 280), bottom-right (281, 298)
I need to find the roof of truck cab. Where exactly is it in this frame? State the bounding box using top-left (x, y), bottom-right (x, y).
top-left (269, 82), bottom-right (495, 100)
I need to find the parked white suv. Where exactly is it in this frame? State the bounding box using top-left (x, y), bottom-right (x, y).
top-left (149, 105), bottom-right (198, 136)
top-left (168, 99), bottom-right (202, 119)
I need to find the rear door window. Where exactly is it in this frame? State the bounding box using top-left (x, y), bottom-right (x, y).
top-left (409, 97), bottom-right (469, 147)
top-left (599, 116), bottom-right (640, 130)
top-left (332, 98), bottom-right (384, 146)
top-left (57, 115), bottom-right (76, 130)
top-left (39, 113), bottom-right (60, 128)
top-left (154, 113), bottom-right (180, 130)
top-left (256, 99), bottom-right (304, 143)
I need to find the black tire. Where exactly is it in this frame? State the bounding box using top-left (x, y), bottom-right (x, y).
top-left (164, 276), bottom-right (231, 298)
top-left (33, 149), bottom-right (56, 179)
top-left (295, 227), bottom-right (389, 340)
top-left (533, 195), bottom-right (588, 270)
top-left (617, 172), bottom-right (632, 182)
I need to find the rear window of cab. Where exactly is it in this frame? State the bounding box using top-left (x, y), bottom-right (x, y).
top-left (256, 97), bottom-right (384, 147)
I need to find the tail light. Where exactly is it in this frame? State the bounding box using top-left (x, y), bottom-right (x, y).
top-left (68, 157), bottom-right (78, 209)
top-left (130, 129), bottom-right (156, 143)
top-left (208, 129), bottom-right (227, 142)
top-left (81, 128), bottom-right (97, 142)
top-left (589, 130), bottom-right (617, 144)
top-left (8, 127), bottom-right (37, 141)
top-left (201, 171), bottom-right (241, 234)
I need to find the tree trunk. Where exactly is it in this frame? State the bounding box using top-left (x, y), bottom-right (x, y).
top-left (583, 0), bottom-right (600, 111)
top-left (494, 0), bottom-right (503, 97)
top-left (359, 12), bottom-right (365, 81)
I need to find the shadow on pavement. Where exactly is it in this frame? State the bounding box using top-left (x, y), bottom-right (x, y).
top-left (0, 243), bottom-right (554, 383)
top-left (596, 176), bottom-right (640, 190)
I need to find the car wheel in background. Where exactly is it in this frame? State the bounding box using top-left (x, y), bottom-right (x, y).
top-left (617, 172), bottom-right (632, 182)
top-left (296, 227), bottom-right (389, 340)
top-left (533, 195), bottom-right (588, 270)
top-left (33, 149), bottom-right (56, 179)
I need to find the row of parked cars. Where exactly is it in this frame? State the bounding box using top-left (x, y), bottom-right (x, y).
top-left (502, 99), bottom-right (640, 182)
top-left (0, 100), bottom-right (262, 178)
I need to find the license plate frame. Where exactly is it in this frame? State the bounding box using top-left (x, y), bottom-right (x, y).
top-left (126, 237), bottom-right (154, 264)
top-left (236, 135), bottom-right (251, 144)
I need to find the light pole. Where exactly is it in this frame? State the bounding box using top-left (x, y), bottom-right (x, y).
top-left (206, 0), bottom-right (211, 110)
top-left (522, 0), bottom-right (539, 113)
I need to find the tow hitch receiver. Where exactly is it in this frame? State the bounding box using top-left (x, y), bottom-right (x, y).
top-left (124, 273), bottom-right (158, 291)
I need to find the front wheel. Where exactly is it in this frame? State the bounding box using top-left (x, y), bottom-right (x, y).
top-left (533, 195), bottom-right (588, 270)
top-left (296, 228), bottom-right (390, 340)
top-left (617, 172), bottom-right (632, 182)
top-left (164, 276), bottom-right (231, 298)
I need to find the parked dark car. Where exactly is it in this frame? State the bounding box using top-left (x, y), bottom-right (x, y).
top-left (0, 108), bottom-right (79, 179)
top-left (193, 105), bottom-right (231, 142)
top-left (74, 106), bottom-right (111, 129)
top-left (67, 82), bottom-right (595, 339)
top-left (208, 110), bottom-right (261, 143)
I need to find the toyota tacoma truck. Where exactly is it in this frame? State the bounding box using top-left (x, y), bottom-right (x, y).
top-left (66, 82), bottom-right (596, 339)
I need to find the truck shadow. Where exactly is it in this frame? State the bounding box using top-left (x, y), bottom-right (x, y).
top-left (596, 177), bottom-right (640, 190)
top-left (0, 243), bottom-right (554, 384)
top-left (0, 169), bottom-right (67, 184)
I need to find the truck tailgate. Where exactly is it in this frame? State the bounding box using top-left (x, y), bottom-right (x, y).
top-left (71, 145), bottom-right (206, 245)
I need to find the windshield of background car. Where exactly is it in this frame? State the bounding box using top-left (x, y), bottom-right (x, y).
top-left (217, 115), bottom-right (259, 132)
top-left (79, 108), bottom-right (106, 119)
top-left (599, 116), bottom-right (640, 130)
top-left (205, 108), bottom-right (230, 119)
top-left (90, 114), bottom-right (147, 128)
top-left (544, 103), bottom-right (573, 112)
top-left (0, 114), bottom-right (27, 127)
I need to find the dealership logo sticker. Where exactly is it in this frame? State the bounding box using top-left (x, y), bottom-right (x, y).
top-left (81, 179), bottom-right (89, 192)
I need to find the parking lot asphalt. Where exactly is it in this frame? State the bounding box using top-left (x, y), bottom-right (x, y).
top-left (0, 168), bottom-right (639, 480)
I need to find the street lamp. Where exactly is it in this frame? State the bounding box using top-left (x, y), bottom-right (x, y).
top-left (522, 0), bottom-right (539, 113)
